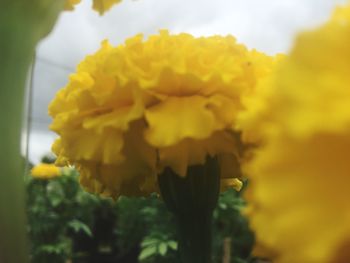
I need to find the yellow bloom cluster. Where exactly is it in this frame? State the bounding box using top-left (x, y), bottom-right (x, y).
top-left (31, 163), bottom-right (61, 179)
top-left (65, 0), bottom-right (121, 14)
top-left (49, 30), bottom-right (274, 198)
top-left (240, 3), bottom-right (350, 263)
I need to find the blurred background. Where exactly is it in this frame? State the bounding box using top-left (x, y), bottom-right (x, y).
top-left (24, 0), bottom-right (346, 163)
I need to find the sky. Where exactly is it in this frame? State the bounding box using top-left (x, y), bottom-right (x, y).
top-left (25, 0), bottom-right (346, 164)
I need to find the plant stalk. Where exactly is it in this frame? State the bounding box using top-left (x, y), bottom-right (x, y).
top-left (158, 156), bottom-right (220, 263)
top-left (0, 1), bottom-right (64, 262)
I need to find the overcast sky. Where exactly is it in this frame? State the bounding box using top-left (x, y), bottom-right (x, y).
top-left (25, 0), bottom-right (346, 163)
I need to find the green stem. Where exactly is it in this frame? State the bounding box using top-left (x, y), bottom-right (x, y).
top-left (158, 156), bottom-right (220, 263)
top-left (0, 25), bottom-right (35, 263)
top-left (175, 209), bottom-right (213, 263)
top-left (0, 2), bottom-right (64, 262)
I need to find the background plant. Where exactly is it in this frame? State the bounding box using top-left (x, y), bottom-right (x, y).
top-left (27, 157), bottom-right (255, 263)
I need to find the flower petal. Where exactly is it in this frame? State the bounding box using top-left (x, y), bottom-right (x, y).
top-left (145, 96), bottom-right (218, 147)
top-left (78, 121), bottom-right (157, 197)
top-left (158, 131), bottom-right (237, 176)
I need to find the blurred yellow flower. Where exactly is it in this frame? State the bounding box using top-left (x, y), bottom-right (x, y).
top-left (65, 0), bottom-right (121, 14)
top-left (93, 0), bottom-right (122, 15)
top-left (31, 163), bottom-right (61, 179)
top-left (240, 3), bottom-right (350, 263)
top-left (237, 53), bottom-right (285, 144)
top-left (49, 30), bottom-right (273, 198)
top-left (65, 0), bottom-right (82, 10)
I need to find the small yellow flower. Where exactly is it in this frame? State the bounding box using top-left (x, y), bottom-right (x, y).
top-left (93, 0), bottom-right (122, 15)
top-left (64, 0), bottom-right (121, 14)
top-left (239, 3), bottom-right (350, 263)
top-left (220, 178), bottom-right (243, 192)
top-left (64, 0), bottom-right (82, 10)
top-left (31, 163), bottom-right (61, 179)
top-left (49, 30), bottom-right (274, 198)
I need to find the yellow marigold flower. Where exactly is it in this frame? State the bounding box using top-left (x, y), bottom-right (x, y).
top-left (49, 30), bottom-right (273, 198)
top-left (31, 163), bottom-right (61, 179)
top-left (240, 3), bottom-right (350, 263)
top-left (64, 0), bottom-right (121, 14)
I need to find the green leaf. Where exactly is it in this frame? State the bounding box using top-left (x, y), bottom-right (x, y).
top-left (46, 181), bottom-right (64, 207)
top-left (68, 219), bottom-right (92, 237)
top-left (167, 241), bottom-right (178, 250)
top-left (219, 203), bottom-right (228, 210)
top-left (158, 242), bottom-right (167, 256)
top-left (39, 239), bottom-right (70, 255)
top-left (138, 245), bottom-right (157, 261)
top-left (141, 238), bottom-right (158, 247)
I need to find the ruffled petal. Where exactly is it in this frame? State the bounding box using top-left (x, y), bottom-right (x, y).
top-left (79, 121), bottom-right (157, 197)
top-left (158, 131), bottom-right (237, 176)
top-left (145, 96), bottom-right (218, 147)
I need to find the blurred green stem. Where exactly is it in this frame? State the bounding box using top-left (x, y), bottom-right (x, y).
top-left (158, 157), bottom-right (220, 263)
top-left (0, 1), bottom-right (63, 262)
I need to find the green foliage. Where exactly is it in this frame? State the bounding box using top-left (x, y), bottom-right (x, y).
top-left (26, 168), bottom-right (98, 263)
top-left (27, 162), bottom-right (255, 263)
top-left (68, 219), bottom-right (93, 237)
top-left (213, 187), bottom-right (255, 263)
top-left (115, 194), bottom-right (180, 262)
top-left (139, 236), bottom-right (178, 262)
